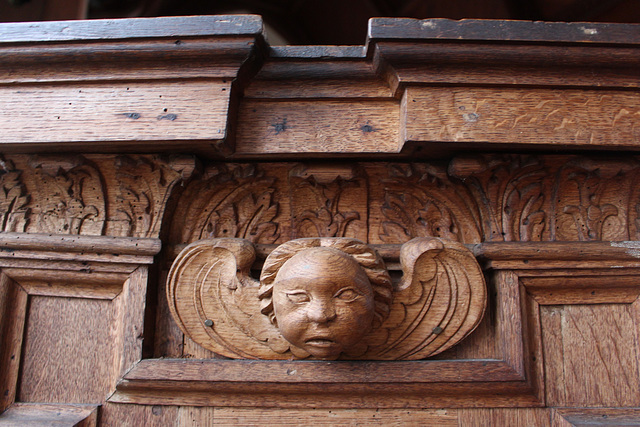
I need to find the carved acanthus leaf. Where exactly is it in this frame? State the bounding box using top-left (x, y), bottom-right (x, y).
top-left (379, 163), bottom-right (481, 243)
top-left (169, 163), bottom-right (280, 245)
top-left (28, 156), bottom-right (105, 235)
top-left (552, 158), bottom-right (636, 241)
top-left (0, 156), bottom-right (29, 232)
top-left (289, 164), bottom-right (366, 240)
top-left (115, 155), bottom-right (195, 238)
top-left (449, 154), bottom-right (547, 242)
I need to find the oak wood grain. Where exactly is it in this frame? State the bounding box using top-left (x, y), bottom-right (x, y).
top-left (0, 81), bottom-right (229, 146)
top-left (214, 407), bottom-right (458, 426)
top-left (459, 408), bottom-right (551, 427)
top-left (0, 274), bottom-right (27, 412)
top-left (236, 100), bottom-right (399, 155)
top-left (0, 403), bottom-right (99, 427)
top-left (18, 296), bottom-right (120, 404)
top-left (404, 87), bottom-right (640, 148)
top-left (541, 304), bottom-right (640, 407)
top-left (99, 402), bottom-right (179, 427)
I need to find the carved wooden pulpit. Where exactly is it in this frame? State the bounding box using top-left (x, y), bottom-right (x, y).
top-left (1, 15), bottom-right (640, 426)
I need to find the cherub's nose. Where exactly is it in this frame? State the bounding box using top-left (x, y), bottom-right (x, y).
top-left (307, 300), bottom-right (337, 323)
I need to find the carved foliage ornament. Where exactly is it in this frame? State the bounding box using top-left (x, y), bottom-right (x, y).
top-left (167, 237), bottom-right (486, 360)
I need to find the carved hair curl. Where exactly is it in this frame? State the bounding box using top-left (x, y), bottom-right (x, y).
top-left (259, 238), bottom-right (393, 329)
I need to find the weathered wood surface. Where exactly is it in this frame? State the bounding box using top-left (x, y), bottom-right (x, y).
top-left (0, 16), bottom-right (263, 43)
top-left (236, 100), bottom-right (399, 155)
top-left (1, 14), bottom-right (640, 426)
top-left (0, 275), bottom-right (26, 412)
top-left (404, 88), bottom-right (640, 147)
top-left (0, 17), bottom-right (638, 155)
top-left (0, 403), bottom-right (98, 427)
top-left (0, 82), bottom-right (230, 146)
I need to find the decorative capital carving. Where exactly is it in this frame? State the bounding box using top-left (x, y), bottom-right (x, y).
top-left (167, 236), bottom-right (486, 360)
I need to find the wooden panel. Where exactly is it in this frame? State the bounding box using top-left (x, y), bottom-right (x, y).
top-left (459, 408), bottom-right (550, 426)
top-left (404, 87), bottom-right (640, 147)
top-left (178, 406), bottom-right (215, 427)
top-left (214, 408), bottom-right (458, 426)
top-left (18, 296), bottom-right (119, 403)
top-left (183, 336), bottom-right (218, 359)
top-left (0, 403), bottom-right (98, 427)
top-left (554, 408), bottom-right (640, 426)
top-left (113, 267), bottom-right (148, 379)
top-left (236, 100), bottom-right (399, 155)
top-left (100, 403), bottom-right (178, 427)
top-left (541, 304), bottom-right (640, 406)
top-left (0, 81), bottom-right (229, 145)
top-left (0, 274), bottom-right (27, 412)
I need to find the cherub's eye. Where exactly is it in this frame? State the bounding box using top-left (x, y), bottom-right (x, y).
top-left (286, 292), bottom-right (310, 304)
top-left (334, 288), bottom-right (360, 302)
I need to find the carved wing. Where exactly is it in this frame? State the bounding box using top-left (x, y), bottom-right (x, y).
top-left (166, 238), bottom-right (290, 359)
top-left (363, 237), bottom-right (486, 360)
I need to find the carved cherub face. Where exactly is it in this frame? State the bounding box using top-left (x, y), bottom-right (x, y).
top-left (272, 247), bottom-right (375, 359)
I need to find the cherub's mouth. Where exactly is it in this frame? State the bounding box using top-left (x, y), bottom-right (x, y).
top-left (305, 338), bottom-right (335, 347)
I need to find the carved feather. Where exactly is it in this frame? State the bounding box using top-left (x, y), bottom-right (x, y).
top-left (167, 238), bottom-right (287, 359)
top-left (363, 237), bottom-right (486, 360)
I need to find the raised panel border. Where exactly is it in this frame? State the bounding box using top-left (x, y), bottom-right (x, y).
top-left (0, 232), bottom-right (160, 414)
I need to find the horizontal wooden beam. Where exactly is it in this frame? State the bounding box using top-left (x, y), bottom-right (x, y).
top-left (0, 17), bottom-right (638, 156)
top-left (368, 18), bottom-right (640, 45)
top-left (0, 15), bottom-right (263, 43)
top-left (0, 232), bottom-right (160, 255)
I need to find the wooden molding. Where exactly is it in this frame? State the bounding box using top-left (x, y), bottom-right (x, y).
top-left (0, 232), bottom-right (160, 278)
top-left (0, 18), bottom-right (639, 157)
top-left (0, 403), bottom-right (99, 426)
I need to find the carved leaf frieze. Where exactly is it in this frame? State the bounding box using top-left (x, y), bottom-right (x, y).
top-left (161, 156), bottom-right (640, 246)
top-left (2, 154), bottom-right (639, 242)
top-left (378, 163), bottom-right (481, 243)
top-left (28, 156), bottom-right (106, 235)
top-left (0, 156), bottom-right (29, 233)
top-left (168, 163), bottom-right (280, 245)
top-left (114, 155), bottom-right (196, 238)
top-left (289, 164), bottom-right (367, 240)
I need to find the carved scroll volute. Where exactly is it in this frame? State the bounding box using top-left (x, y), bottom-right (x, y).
top-left (365, 237), bottom-right (487, 360)
top-left (167, 237), bottom-right (486, 360)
